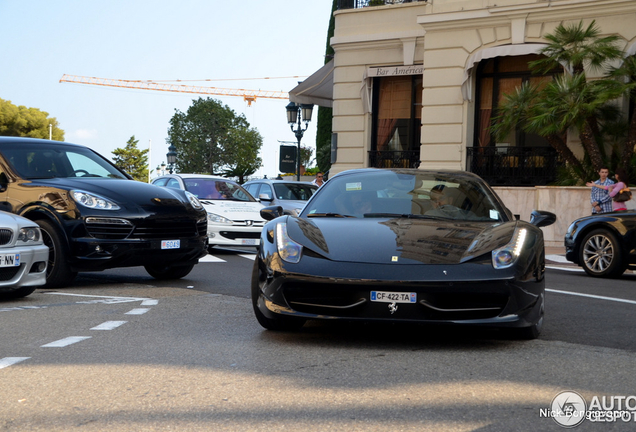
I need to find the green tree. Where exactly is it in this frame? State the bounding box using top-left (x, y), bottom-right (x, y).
top-left (112, 136), bottom-right (149, 181)
top-left (220, 125), bottom-right (263, 183)
top-left (492, 20), bottom-right (634, 183)
top-left (167, 98), bottom-right (262, 176)
top-left (0, 98), bottom-right (64, 140)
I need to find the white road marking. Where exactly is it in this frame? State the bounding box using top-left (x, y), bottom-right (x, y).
top-left (546, 254), bottom-right (570, 263)
top-left (546, 288), bottom-right (636, 305)
top-left (44, 292), bottom-right (150, 304)
top-left (41, 336), bottom-right (91, 348)
top-left (1, 305), bottom-right (48, 312)
top-left (91, 321), bottom-right (127, 330)
top-left (141, 299), bottom-right (159, 306)
top-left (0, 357), bottom-right (30, 369)
top-left (240, 254), bottom-right (256, 260)
top-left (125, 308), bottom-right (150, 315)
top-left (199, 255), bottom-right (226, 263)
top-left (546, 265), bottom-right (584, 273)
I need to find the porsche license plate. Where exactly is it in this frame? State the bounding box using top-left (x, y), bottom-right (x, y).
top-left (161, 240), bottom-right (180, 249)
top-left (0, 253), bottom-right (19, 267)
top-left (370, 291), bottom-right (416, 303)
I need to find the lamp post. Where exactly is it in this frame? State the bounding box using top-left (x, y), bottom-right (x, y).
top-left (286, 102), bottom-right (314, 181)
top-left (166, 144), bottom-right (177, 174)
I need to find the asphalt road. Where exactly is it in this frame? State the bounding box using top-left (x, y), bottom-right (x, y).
top-left (1, 249), bottom-right (636, 431)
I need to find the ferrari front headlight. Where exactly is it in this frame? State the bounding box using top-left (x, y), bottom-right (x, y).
top-left (492, 227), bottom-right (527, 269)
top-left (276, 222), bottom-right (302, 263)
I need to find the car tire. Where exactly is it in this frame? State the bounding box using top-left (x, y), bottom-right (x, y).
top-left (3, 286), bottom-right (37, 299)
top-left (36, 219), bottom-right (77, 288)
top-left (251, 259), bottom-right (306, 331)
top-left (144, 262), bottom-right (195, 280)
top-left (579, 228), bottom-right (625, 278)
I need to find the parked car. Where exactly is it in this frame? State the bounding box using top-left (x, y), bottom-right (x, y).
top-left (152, 174), bottom-right (265, 249)
top-left (564, 211), bottom-right (636, 278)
top-left (0, 211), bottom-right (48, 299)
top-left (252, 168), bottom-right (556, 339)
top-left (243, 179), bottom-right (317, 216)
top-left (0, 137), bottom-right (208, 288)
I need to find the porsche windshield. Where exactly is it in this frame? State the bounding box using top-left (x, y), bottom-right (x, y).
top-left (1, 143), bottom-right (127, 179)
top-left (303, 170), bottom-right (507, 222)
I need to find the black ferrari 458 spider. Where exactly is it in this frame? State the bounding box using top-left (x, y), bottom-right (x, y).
top-left (252, 168), bottom-right (556, 339)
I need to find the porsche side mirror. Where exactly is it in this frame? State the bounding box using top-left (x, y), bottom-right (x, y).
top-left (260, 205), bottom-right (284, 221)
top-left (530, 210), bottom-right (556, 228)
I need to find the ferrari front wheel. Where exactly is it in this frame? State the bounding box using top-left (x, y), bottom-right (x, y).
top-left (251, 260), bottom-right (306, 331)
top-left (579, 229), bottom-right (625, 278)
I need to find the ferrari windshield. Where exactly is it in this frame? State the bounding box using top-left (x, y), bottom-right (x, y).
top-left (303, 170), bottom-right (508, 222)
top-left (1, 142), bottom-right (127, 179)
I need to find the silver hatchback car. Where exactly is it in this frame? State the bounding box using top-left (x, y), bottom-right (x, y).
top-left (243, 179), bottom-right (317, 216)
top-left (0, 211), bottom-right (48, 299)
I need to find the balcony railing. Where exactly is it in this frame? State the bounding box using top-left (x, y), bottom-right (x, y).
top-left (338, 0), bottom-right (425, 10)
top-left (467, 146), bottom-right (560, 186)
top-left (368, 150), bottom-right (420, 169)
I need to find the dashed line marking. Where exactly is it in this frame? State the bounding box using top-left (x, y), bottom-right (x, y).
top-left (41, 336), bottom-right (91, 348)
top-left (0, 357), bottom-right (30, 369)
top-left (125, 308), bottom-right (150, 315)
top-left (141, 299), bottom-right (158, 306)
top-left (91, 321), bottom-right (127, 330)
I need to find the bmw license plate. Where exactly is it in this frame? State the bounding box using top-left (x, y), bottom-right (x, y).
top-left (161, 240), bottom-right (180, 250)
top-left (241, 239), bottom-right (259, 245)
top-left (371, 291), bottom-right (416, 303)
top-left (0, 253), bottom-right (19, 267)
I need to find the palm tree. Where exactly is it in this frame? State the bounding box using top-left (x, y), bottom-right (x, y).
top-left (492, 20), bottom-right (633, 182)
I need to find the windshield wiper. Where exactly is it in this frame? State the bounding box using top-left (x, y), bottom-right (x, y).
top-left (307, 213), bottom-right (355, 218)
top-left (363, 213), bottom-right (450, 220)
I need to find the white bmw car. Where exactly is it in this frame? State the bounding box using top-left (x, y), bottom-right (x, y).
top-left (152, 174), bottom-right (265, 249)
top-left (0, 211), bottom-right (48, 299)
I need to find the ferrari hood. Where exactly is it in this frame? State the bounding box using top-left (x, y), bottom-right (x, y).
top-left (286, 216), bottom-right (518, 265)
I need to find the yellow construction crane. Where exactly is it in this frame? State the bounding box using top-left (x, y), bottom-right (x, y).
top-left (59, 74), bottom-right (290, 106)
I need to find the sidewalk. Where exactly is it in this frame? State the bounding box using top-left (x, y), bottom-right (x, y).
top-left (545, 245), bottom-right (575, 266)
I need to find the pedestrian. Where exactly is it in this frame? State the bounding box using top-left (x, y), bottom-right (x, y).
top-left (312, 172), bottom-right (324, 187)
top-left (587, 167), bottom-right (630, 212)
top-left (586, 166), bottom-right (614, 214)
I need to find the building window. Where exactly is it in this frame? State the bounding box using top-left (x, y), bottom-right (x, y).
top-left (370, 75), bottom-right (422, 168)
top-left (470, 54), bottom-right (560, 185)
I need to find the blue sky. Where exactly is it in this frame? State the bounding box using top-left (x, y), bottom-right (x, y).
top-left (0, 0), bottom-right (334, 179)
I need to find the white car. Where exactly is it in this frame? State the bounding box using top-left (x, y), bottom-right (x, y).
top-left (152, 174), bottom-right (265, 249)
top-left (0, 211), bottom-right (48, 299)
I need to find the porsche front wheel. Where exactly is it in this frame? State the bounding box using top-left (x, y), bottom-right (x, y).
top-left (579, 229), bottom-right (625, 278)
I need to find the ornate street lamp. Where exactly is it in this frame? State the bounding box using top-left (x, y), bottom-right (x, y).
top-left (286, 102), bottom-right (314, 181)
top-left (166, 144), bottom-right (177, 174)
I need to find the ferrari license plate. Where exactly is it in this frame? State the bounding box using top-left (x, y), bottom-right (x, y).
top-left (371, 291), bottom-right (416, 303)
top-left (0, 253), bottom-right (19, 267)
top-left (161, 240), bottom-right (180, 250)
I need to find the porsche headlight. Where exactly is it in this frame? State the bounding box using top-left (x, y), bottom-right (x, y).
top-left (17, 227), bottom-right (41, 243)
top-left (492, 228), bottom-right (527, 269)
top-left (208, 212), bottom-right (232, 225)
top-left (185, 191), bottom-right (203, 210)
top-left (71, 190), bottom-right (120, 210)
top-left (276, 222), bottom-right (302, 263)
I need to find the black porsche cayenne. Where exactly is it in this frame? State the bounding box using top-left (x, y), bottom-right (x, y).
top-left (0, 137), bottom-right (208, 287)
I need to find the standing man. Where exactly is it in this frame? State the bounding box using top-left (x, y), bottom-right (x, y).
top-left (312, 172), bottom-right (324, 188)
top-left (590, 167), bottom-right (614, 214)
